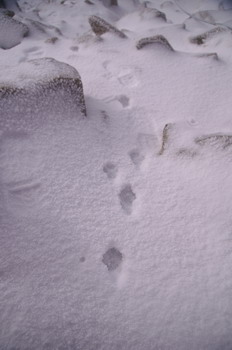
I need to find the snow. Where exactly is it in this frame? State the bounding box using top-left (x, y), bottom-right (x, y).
top-left (1, 0), bottom-right (232, 349)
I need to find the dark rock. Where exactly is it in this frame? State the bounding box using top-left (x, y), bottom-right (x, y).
top-left (139, 7), bottom-right (167, 22)
top-left (0, 8), bottom-right (14, 16)
top-left (136, 35), bottom-right (174, 51)
top-left (190, 27), bottom-right (227, 45)
top-left (158, 123), bottom-right (174, 155)
top-left (88, 15), bottom-right (127, 38)
top-left (0, 10), bottom-right (29, 49)
top-left (195, 134), bottom-right (232, 149)
top-left (45, 36), bottom-right (58, 44)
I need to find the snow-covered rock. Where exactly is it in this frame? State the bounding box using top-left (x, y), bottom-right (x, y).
top-left (136, 34), bottom-right (174, 50)
top-left (0, 57), bottom-right (86, 131)
top-left (0, 10), bottom-right (29, 49)
top-left (89, 15), bottom-right (127, 38)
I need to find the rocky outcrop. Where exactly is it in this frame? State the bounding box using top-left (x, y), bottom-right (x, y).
top-left (195, 133), bottom-right (232, 149)
top-left (0, 58), bottom-right (86, 131)
top-left (136, 35), bottom-right (174, 51)
top-left (0, 0), bottom-right (20, 11)
top-left (0, 9), bottom-right (29, 49)
top-left (88, 15), bottom-right (126, 38)
top-left (139, 7), bottom-right (167, 22)
top-left (190, 26), bottom-right (227, 45)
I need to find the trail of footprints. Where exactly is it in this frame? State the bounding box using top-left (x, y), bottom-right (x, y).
top-left (103, 147), bottom-right (145, 215)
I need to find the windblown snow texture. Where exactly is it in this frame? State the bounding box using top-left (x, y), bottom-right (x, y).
top-left (1, 0), bottom-right (232, 349)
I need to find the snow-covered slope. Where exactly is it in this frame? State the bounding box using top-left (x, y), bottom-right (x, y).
top-left (1, 1), bottom-right (232, 349)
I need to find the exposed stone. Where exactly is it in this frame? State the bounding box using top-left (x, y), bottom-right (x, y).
top-left (158, 123), bottom-right (174, 155)
top-left (0, 58), bottom-right (86, 131)
top-left (136, 35), bottom-right (174, 51)
top-left (25, 18), bottom-right (62, 37)
top-left (45, 36), bottom-right (58, 44)
top-left (190, 27), bottom-right (227, 45)
top-left (88, 15), bottom-right (127, 38)
top-left (193, 10), bottom-right (216, 24)
top-left (195, 134), bottom-right (232, 149)
top-left (139, 7), bottom-right (166, 22)
top-left (195, 52), bottom-right (219, 60)
top-left (0, 0), bottom-right (21, 12)
top-left (0, 10), bottom-right (29, 49)
top-left (0, 8), bottom-right (14, 17)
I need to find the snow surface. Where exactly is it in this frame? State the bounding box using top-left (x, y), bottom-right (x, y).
top-left (1, 0), bottom-right (232, 349)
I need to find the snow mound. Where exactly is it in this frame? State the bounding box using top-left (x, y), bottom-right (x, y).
top-left (0, 57), bottom-right (86, 131)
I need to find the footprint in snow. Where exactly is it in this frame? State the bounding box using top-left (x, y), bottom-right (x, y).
top-left (119, 184), bottom-right (136, 215)
top-left (102, 61), bottom-right (140, 88)
top-left (103, 95), bottom-right (130, 109)
top-left (103, 162), bottom-right (118, 180)
top-left (118, 69), bottom-right (139, 88)
top-left (129, 148), bottom-right (145, 167)
top-left (102, 247), bottom-right (123, 271)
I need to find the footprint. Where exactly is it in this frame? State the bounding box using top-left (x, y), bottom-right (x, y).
top-left (116, 95), bottom-right (130, 108)
top-left (118, 70), bottom-right (139, 87)
top-left (102, 247), bottom-right (123, 271)
top-left (103, 62), bottom-right (140, 88)
top-left (103, 162), bottom-right (118, 179)
top-left (102, 60), bottom-right (110, 70)
top-left (119, 184), bottom-right (136, 215)
top-left (100, 110), bottom-right (110, 122)
top-left (103, 95), bottom-right (130, 109)
top-left (70, 46), bottom-right (79, 51)
top-left (129, 148), bottom-right (145, 167)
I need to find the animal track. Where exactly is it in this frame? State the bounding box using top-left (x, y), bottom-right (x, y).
top-left (70, 46), bottom-right (79, 51)
top-left (102, 247), bottom-right (123, 271)
top-left (118, 69), bottom-right (139, 87)
top-left (116, 95), bottom-right (130, 108)
top-left (103, 162), bottom-right (118, 179)
top-left (102, 61), bottom-right (140, 88)
top-left (129, 148), bottom-right (144, 167)
top-left (119, 184), bottom-right (136, 215)
top-left (103, 95), bottom-right (130, 108)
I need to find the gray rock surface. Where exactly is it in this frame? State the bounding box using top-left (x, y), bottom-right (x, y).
top-left (89, 15), bottom-right (126, 38)
top-left (136, 34), bottom-right (174, 51)
top-left (0, 58), bottom-right (86, 131)
top-left (0, 10), bottom-right (28, 49)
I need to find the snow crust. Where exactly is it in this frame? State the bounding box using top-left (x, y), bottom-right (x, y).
top-left (1, 0), bottom-right (232, 349)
